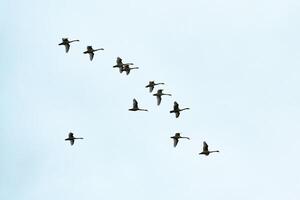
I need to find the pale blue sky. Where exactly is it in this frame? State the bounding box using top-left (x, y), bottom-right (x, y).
top-left (1, 0), bottom-right (300, 199)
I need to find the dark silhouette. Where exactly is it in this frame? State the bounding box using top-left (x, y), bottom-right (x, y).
top-left (153, 89), bottom-right (171, 105)
top-left (65, 132), bottom-right (83, 145)
top-left (199, 141), bottom-right (219, 156)
top-left (145, 81), bottom-right (165, 93)
top-left (129, 98), bottom-right (148, 111)
top-left (83, 46), bottom-right (104, 61)
top-left (170, 133), bottom-right (190, 147)
top-left (113, 57), bottom-right (134, 73)
top-left (58, 38), bottom-right (79, 53)
top-left (170, 101), bottom-right (190, 118)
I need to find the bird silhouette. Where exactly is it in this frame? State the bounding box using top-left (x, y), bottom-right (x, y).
top-left (170, 101), bottom-right (190, 118)
top-left (113, 57), bottom-right (134, 73)
top-left (170, 133), bottom-right (190, 147)
top-left (145, 81), bottom-right (165, 93)
top-left (122, 64), bottom-right (139, 75)
top-left (199, 141), bottom-right (219, 156)
top-left (83, 46), bottom-right (104, 61)
top-left (65, 132), bottom-right (83, 145)
top-left (153, 89), bottom-right (171, 105)
top-left (58, 38), bottom-right (79, 53)
top-left (129, 98), bottom-right (148, 111)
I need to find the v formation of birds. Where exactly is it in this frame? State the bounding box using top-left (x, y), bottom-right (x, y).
top-left (60, 37), bottom-right (219, 156)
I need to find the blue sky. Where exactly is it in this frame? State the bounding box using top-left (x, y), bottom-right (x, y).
top-left (1, 0), bottom-right (300, 199)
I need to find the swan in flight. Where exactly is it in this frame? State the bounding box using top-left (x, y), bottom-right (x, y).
top-left (170, 101), bottom-right (190, 118)
top-left (153, 89), bottom-right (171, 105)
top-left (122, 64), bottom-right (139, 75)
top-left (83, 46), bottom-right (104, 61)
top-left (58, 38), bottom-right (79, 53)
top-left (170, 133), bottom-right (190, 147)
top-left (145, 81), bottom-right (165, 93)
top-left (65, 132), bottom-right (83, 145)
top-left (129, 98), bottom-right (148, 111)
top-left (199, 141), bottom-right (219, 156)
top-left (113, 57), bottom-right (134, 73)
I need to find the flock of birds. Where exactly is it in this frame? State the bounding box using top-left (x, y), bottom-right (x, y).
top-left (59, 37), bottom-right (219, 156)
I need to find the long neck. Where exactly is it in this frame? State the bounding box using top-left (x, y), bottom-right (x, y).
top-left (139, 109), bottom-right (148, 111)
top-left (74, 137), bottom-right (83, 139)
top-left (180, 108), bottom-right (189, 111)
top-left (70, 40), bottom-right (79, 43)
top-left (130, 67), bottom-right (139, 69)
top-left (210, 150), bottom-right (219, 153)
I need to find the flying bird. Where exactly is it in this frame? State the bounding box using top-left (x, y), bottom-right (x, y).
top-left (122, 64), bottom-right (139, 75)
top-left (170, 133), bottom-right (190, 147)
top-left (113, 57), bottom-right (134, 73)
top-left (153, 89), bottom-right (171, 105)
top-left (58, 38), bottom-right (79, 53)
top-left (83, 46), bottom-right (104, 61)
top-left (145, 81), bottom-right (165, 93)
top-left (65, 132), bottom-right (83, 145)
top-left (199, 141), bottom-right (219, 156)
top-left (170, 101), bottom-right (190, 118)
top-left (129, 98), bottom-right (148, 111)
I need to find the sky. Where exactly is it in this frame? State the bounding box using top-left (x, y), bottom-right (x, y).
top-left (1, 0), bottom-right (300, 199)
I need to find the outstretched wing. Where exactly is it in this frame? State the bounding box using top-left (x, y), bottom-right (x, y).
top-left (89, 52), bottom-right (94, 61)
top-left (203, 141), bottom-right (209, 152)
top-left (157, 95), bottom-right (162, 105)
top-left (174, 101), bottom-right (179, 110)
top-left (65, 43), bottom-right (70, 53)
top-left (87, 46), bottom-right (93, 51)
top-left (173, 138), bottom-right (179, 147)
top-left (133, 99), bottom-right (138, 109)
top-left (70, 139), bottom-right (74, 145)
top-left (116, 57), bottom-right (123, 65)
top-left (175, 111), bottom-right (180, 118)
top-left (68, 132), bottom-right (74, 138)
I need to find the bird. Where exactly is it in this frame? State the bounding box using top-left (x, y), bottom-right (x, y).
top-left (170, 133), bottom-right (190, 147)
top-left (113, 57), bottom-right (134, 73)
top-left (199, 141), bottom-right (219, 156)
top-left (122, 64), bottom-right (139, 75)
top-left (145, 81), bottom-right (165, 93)
top-left (153, 89), bottom-right (171, 105)
top-left (129, 98), bottom-right (148, 111)
top-left (83, 46), bottom-right (104, 61)
top-left (65, 132), bottom-right (83, 145)
top-left (170, 101), bottom-right (190, 118)
top-left (58, 38), bottom-right (79, 53)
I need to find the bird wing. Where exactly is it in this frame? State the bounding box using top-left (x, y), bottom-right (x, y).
top-left (68, 132), bottom-right (74, 138)
top-left (89, 52), bottom-right (94, 61)
top-left (116, 57), bottom-right (123, 65)
top-left (174, 102), bottom-right (179, 110)
top-left (203, 141), bottom-right (209, 152)
top-left (65, 43), bottom-right (70, 53)
top-left (149, 85), bottom-right (154, 92)
top-left (157, 95), bottom-right (162, 105)
top-left (133, 99), bottom-right (138, 109)
top-left (175, 133), bottom-right (180, 137)
top-left (70, 139), bottom-right (74, 145)
top-left (87, 46), bottom-right (93, 51)
top-left (175, 111), bottom-right (180, 118)
top-left (173, 138), bottom-right (179, 147)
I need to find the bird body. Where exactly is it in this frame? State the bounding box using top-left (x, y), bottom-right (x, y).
top-left (145, 81), bottom-right (165, 93)
top-left (170, 133), bottom-right (190, 147)
top-left (83, 46), bottom-right (104, 61)
top-left (59, 38), bottom-right (79, 53)
top-left (199, 141), bottom-right (219, 156)
top-left (170, 101), bottom-right (190, 118)
top-left (65, 132), bottom-right (83, 145)
top-left (129, 98), bottom-right (148, 111)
